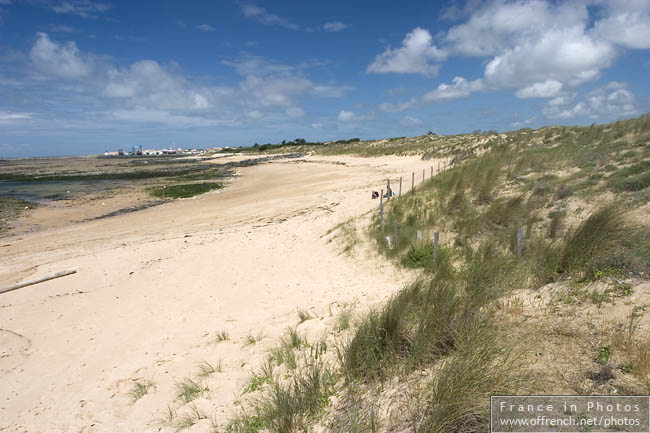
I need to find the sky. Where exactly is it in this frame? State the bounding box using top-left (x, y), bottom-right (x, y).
top-left (1, 0), bottom-right (650, 157)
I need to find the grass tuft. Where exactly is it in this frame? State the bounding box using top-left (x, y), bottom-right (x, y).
top-left (128, 379), bottom-right (156, 403)
top-left (175, 378), bottom-right (207, 404)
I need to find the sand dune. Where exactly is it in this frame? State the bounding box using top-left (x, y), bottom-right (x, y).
top-left (0, 154), bottom-right (439, 432)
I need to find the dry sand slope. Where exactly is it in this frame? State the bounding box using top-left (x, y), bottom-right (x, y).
top-left (0, 154), bottom-right (438, 433)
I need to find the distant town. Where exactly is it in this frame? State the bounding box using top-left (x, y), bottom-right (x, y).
top-left (102, 145), bottom-right (234, 157)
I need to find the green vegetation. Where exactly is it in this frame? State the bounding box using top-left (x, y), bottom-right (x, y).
top-left (128, 379), bottom-right (156, 403)
top-left (175, 378), bottom-right (207, 404)
top-left (164, 114), bottom-right (650, 432)
top-left (149, 182), bottom-right (222, 199)
top-left (197, 360), bottom-right (221, 378)
top-left (0, 196), bottom-right (33, 233)
top-left (213, 330), bottom-right (230, 343)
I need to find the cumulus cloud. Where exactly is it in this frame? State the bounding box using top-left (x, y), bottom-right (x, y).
top-left (195, 24), bottom-right (214, 32)
top-left (542, 82), bottom-right (638, 119)
top-left (379, 0), bottom-right (650, 112)
top-left (103, 60), bottom-right (216, 110)
top-left (515, 80), bottom-right (563, 98)
top-left (367, 27), bottom-right (446, 76)
top-left (17, 33), bottom-right (352, 130)
top-left (30, 32), bottom-right (93, 78)
top-left (241, 4), bottom-right (300, 31)
top-left (422, 77), bottom-right (483, 101)
top-left (323, 21), bottom-right (347, 32)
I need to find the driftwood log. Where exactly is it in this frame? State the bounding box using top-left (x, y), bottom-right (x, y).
top-left (0, 268), bottom-right (77, 295)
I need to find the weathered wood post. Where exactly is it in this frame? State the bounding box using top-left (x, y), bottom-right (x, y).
top-left (412, 172), bottom-right (415, 191)
top-left (438, 160), bottom-right (440, 171)
top-left (432, 232), bottom-right (439, 269)
top-left (0, 268), bottom-right (77, 295)
top-left (399, 176), bottom-right (402, 196)
top-left (431, 166), bottom-right (433, 178)
top-left (417, 230), bottom-right (422, 241)
top-left (422, 169), bottom-right (425, 182)
top-left (379, 189), bottom-right (384, 232)
top-left (393, 220), bottom-right (398, 249)
top-left (515, 227), bottom-right (523, 259)
top-left (387, 178), bottom-right (391, 201)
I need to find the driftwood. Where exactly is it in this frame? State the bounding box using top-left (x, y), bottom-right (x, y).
top-left (0, 268), bottom-right (77, 295)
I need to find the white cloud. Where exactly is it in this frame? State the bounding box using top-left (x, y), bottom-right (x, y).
top-left (543, 82), bottom-right (638, 119)
top-left (399, 116), bottom-right (421, 127)
top-left (286, 107), bottom-right (304, 118)
top-left (310, 84), bottom-right (353, 98)
top-left (323, 21), bottom-right (347, 32)
top-left (195, 24), bottom-right (214, 32)
top-left (17, 34), bottom-right (352, 130)
top-left (515, 80), bottom-right (563, 98)
top-left (111, 108), bottom-right (232, 127)
top-left (381, 0), bottom-right (650, 110)
top-left (246, 110), bottom-right (263, 119)
top-left (422, 77), bottom-right (483, 101)
top-left (337, 110), bottom-right (355, 122)
top-left (0, 111), bottom-right (32, 123)
top-left (30, 32), bottom-right (93, 78)
top-left (103, 60), bottom-right (216, 111)
top-left (482, 26), bottom-right (615, 89)
top-left (241, 4), bottom-right (300, 31)
top-left (367, 27), bottom-right (446, 76)
top-left (378, 99), bottom-right (417, 113)
top-left (51, 0), bottom-right (111, 18)
top-left (337, 109), bottom-right (373, 122)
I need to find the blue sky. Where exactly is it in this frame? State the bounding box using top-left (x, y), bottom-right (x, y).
top-left (1, 0), bottom-right (649, 157)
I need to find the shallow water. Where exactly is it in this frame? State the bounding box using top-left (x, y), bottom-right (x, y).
top-left (0, 180), bottom-right (127, 203)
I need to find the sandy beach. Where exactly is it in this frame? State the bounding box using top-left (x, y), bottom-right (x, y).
top-left (0, 154), bottom-right (437, 433)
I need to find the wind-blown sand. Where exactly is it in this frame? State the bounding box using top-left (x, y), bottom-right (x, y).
top-left (0, 154), bottom-right (439, 432)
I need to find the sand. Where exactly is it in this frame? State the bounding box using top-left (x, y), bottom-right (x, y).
top-left (0, 154), bottom-right (439, 432)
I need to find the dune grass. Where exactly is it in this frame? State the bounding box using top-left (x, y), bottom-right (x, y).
top-left (128, 379), bottom-right (156, 403)
top-left (175, 378), bottom-right (207, 404)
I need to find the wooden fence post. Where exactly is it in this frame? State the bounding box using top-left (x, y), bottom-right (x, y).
top-left (379, 189), bottom-right (384, 232)
top-left (387, 178), bottom-right (391, 201)
top-left (412, 172), bottom-right (415, 191)
top-left (422, 169), bottom-right (425, 182)
top-left (431, 166), bottom-right (433, 178)
top-left (515, 227), bottom-right (523, 259)
top-left (432, 232), bottom-right (439, 269)
top-left (399, 177), bottom-right (402, 196)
